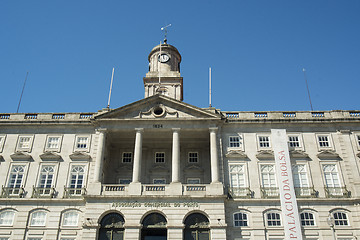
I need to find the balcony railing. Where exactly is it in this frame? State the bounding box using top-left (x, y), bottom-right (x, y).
top-left (144, 185), bottom-right (165, 191)
top-left (32, 187), bottom-right (56, 198)
top-left (103, 185), bottom-right (125, 192)
top-left (324, 187), bottom-right (350, 198)
top-left (228, 186), bottom-right (253, 198)
top-left (1, 186), bottom-right (25, 198)
top-left (294, 187), bottom-right (317, 198)
top-left (261, 187), bottom-right (279, 198)
top-left (63, 187), bottom-right (86, 198)
top-left (186, 185), bottom-right (206, 191)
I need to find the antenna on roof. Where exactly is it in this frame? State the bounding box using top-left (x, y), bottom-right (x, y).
top-left (302, 68), bottom-right (314, 111)
top-left (209, 67), bottom-right (212, 108)
top-left (17, 71), bottom-right (29, 113)
top-left (107, 67), bottom-right (115, 109)
top-left (161, 24), bottom-right (171, 44)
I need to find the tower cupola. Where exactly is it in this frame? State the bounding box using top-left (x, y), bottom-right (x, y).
top-left (143, 43), bottom-right (183, 101)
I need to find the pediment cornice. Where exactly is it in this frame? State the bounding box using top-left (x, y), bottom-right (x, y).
top-left (11, 152), bottom-right (33, 161)
top-left (69, 152), bottom-right (92, 161)
top-left (40, 152), bottom-right (62, 161)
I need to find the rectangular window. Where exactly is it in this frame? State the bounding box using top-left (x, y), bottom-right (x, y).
top-left (258, 136), bottom-right (270, 148)
top-left (229, 164), bottom-right (247, 196)
top-left (261, 165), bottom-right (276, 188)
top-left (234, 212), bottom-right (248, 227)
top-left (17, 136), bottom-right (33, 151)
top-left (7, 165), bottom-right (26, 195)
top-left (267, 212), bottom-right (281, 226)
top-left (322, 164), bottom-right (343, 197)
top-left (187, 178), bottom-right (200, 184)
top-left (357, 135), bottom-right (360, 147)
top-left (153, 179), bottom-right (166, 184)
top-left (188, 152), bottom-right (198, 163)
top-left (229, 136), bottom-right (242, 148)
top-left (119, 179), bottom-right (131, 184)
top-left (37, 165), bottom-right (55, 196)
top-left (45, 136), bottom-right (61, 151)
top-left (318, 135), bottom-right (330, 148)
top-left (155, 152), bottom-right (165, 163)
top-left (292, 164), bottom-right (310, 196)
top-left (74, 136), bottom-right (90, 151)
top-left (122, 152), bottom-right (132, 163)
top-left (300, 212), bottom-right (315, 226)
top-left (67, 165), bottom-right (86, 196)
top-left (288, 136), bottom-right (300, 148)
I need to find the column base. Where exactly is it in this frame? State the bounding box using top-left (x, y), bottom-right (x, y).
top-left (167, 182), bottom-right (183, 195)
top-left (207, 182), bottom-right (224, 195)
top-left (128, 182), bottom-right (142, 195)
top-left (87, 182), bottom-right (102, 195)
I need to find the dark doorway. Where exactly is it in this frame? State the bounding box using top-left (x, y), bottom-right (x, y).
top-left (98, 213), bottom-right (125, 240)
top-left (183, 213), bottom-right (210, 240)
top-left (141, 213), bottom-right (167, 240)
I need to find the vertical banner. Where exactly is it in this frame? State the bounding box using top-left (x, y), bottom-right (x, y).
top-left (271, 129), bottom-right (303, 240)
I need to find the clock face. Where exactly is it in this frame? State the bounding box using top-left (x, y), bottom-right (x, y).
top-left (158, 53), bottom-right (170, 63)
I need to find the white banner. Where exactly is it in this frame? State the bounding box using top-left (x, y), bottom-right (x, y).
top-left (271, 129), bottom-right (303, 240)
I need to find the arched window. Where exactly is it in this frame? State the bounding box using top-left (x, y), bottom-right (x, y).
top-left (98, 213), bottom-right (125, 240)
top-left (300, 212), bottom-right (315, 226)
top-left (141, 213), bottom-right (167, 240)
top-left (30, 210), bottom-right (47, 226)
top-left (0, 210), bottom-right (15, 226)
top-left (265, 211), bottom-right (281, 227)
top-left (184, 213), bottom-right (210, 240)
top-left (234, 212), bottom-right (248, 227)
top-left (63, 211), bottom-right (80, 226)
top-left (332, 211), bottom-right (349, 226)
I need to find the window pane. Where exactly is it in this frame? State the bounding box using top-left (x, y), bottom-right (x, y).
top-left (63, 212), bottom-right (79, 226)
top-left (30, 211), bottom-right (47, 226)
top-left (0, 211), bottom-right (15, 226)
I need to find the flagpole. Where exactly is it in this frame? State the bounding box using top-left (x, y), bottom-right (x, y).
top-left (107, 67), bottom-right (115, 108)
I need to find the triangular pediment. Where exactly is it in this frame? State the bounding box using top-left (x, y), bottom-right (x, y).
top-left (256, 150), bottom-right (274, 159)
top-left (317, 150), bottom-right (340, 159)
top-left (95, 95), bottom-right (222, 120)
top-left (40, 152), bottom-right (62, 161)
top-left (11, 152), bottom-right (33, 161)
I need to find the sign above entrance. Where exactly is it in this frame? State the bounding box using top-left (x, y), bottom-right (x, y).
top-left (112, 201), bottom-right (199, 208)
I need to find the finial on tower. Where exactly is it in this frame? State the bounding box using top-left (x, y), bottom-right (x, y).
top-left (161, 24), bottom-right (172, 44)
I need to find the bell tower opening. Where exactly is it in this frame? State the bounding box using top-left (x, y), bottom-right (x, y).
top-left (143, 42), bottom-right (183, 101)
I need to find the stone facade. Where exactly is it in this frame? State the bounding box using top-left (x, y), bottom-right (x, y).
top-left (0, 42), bottom-right (359, 240)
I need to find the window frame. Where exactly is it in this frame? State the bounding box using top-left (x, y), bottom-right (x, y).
top-left (122, 152), bottom-right (132, 163)
top-left (44, 135), bottom-right (63, 152)
top-left (118, 179), bottom-right (131, 184)
top-left (288, 134), bottom-right (304, 150)
top-left (321, 163), bottom-right (342, 188)
top-left (233, 212), bottom-right (249, 227)
top-left (73, 135), bottom-right (91, 152)
top-left (153, 178), bottom-right (166, 184)
top-left (0, 209), bottom-right (16, 226)
top-left (154, 152), bottom-right (165, 163)
top-left (29, 210), bottom-right (47, 227)
top-left (257, 135), bottom-right (271, 150)
top-left (0, 135), bottom-right (6, 153)
top-left (187, 178), bottom-right (200, 184)
top-left (62, 210), bottom-right (80, 227)
top-left (67, 164), bottom-right (88, 191)
top-left (265, 211), bottom-right (282, 227)
top-left (260, 164), bottom-right (277, 188)
top-left (332, 211), bottom-right (350, 227)
top-left (16, 135), bottom-right (34, 152)
top-left (228, 134), bottom-right (244, 150)
top-left (229, 163), bottom-right (247, 188)
top-left (36, 164), bottom-right (57, 194)
top-left (300, 211), bottom-right (316, 227)
top-left (355, 133), bottom-right (360, 150)
top-left (6, 164), bottom-right (28, 193)
top-left (316, 134), bottom-right (334, 150)
top-left (188, 152), bottom-right (199, 163)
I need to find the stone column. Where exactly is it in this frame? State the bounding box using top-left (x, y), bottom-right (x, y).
top-left (171, 128), bottom-right (181, 183)
top-left (209, 127), bottom-right (219, 183)
top-left (94, 128), bottom-right (106, 183)
top-left (132, 128), bottom-right (144, 183)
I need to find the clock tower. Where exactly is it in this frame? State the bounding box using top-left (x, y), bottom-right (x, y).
top-left (143, 42), bottom-right (183, 101)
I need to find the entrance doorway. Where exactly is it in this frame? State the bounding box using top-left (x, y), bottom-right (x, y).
top-left (183, 213), bottom-right (210, 240)
top-left (98, 212), bottom-right (125, 240)
top-left (141, 213), bottom-right (167, 240)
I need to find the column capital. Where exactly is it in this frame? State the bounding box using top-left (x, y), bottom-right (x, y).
top-left (209, 127), bottom-right (218, 133)
top-left (135, 128), bottom-right (144, 133)
top-left (172, 128), bottom-right (181, 132)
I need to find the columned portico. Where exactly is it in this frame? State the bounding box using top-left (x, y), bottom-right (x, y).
top-left (209, 127), bottom-right (220, 183)
top-left (132, 128), bottom-right (144, 183)
top-left (171, 128), bottom-right (181, 183)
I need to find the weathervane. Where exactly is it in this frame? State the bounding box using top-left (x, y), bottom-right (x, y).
top-left (161, 24), bottom-right (171, 44)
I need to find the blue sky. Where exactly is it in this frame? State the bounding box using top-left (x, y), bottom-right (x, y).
top-left (1, 0), bottom-right (359, 113)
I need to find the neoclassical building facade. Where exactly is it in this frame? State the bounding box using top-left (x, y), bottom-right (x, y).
top-left (0, 42), bottom-right (359, 240)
